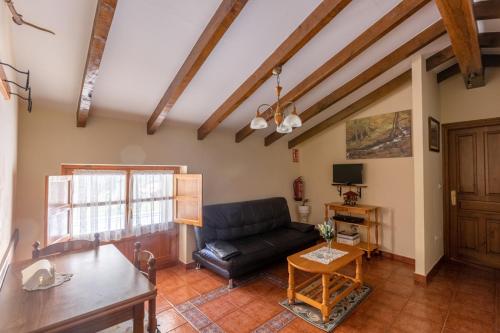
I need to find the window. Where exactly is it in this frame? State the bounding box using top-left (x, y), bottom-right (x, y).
top-left (45, 165), bottom-right (190, 244)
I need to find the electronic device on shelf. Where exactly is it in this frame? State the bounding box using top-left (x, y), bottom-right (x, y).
top-left (333, 214), bottom-right (365, 224)
top-left (332, 163), bottom-right (363, 185)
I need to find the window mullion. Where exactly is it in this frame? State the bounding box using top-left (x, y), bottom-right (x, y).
top-left (125, 170), bottom-right (131, 233)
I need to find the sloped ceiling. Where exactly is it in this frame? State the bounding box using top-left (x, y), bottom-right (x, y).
top-left (6, 0), bottom-right (499, 139)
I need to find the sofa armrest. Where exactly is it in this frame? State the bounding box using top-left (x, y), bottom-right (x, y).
top-left (206, 241), bottom-right (241, 261)
top-left (287, 222), bottom-right (315, 233)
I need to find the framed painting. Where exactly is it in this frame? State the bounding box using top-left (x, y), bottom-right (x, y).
top-left (346, 110), bottom-right (412, 159)
top-left (428, 116), bottom-right (440, 152)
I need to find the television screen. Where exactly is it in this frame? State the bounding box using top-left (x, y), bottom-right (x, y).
top-left (333, 164), bottom-right (363, 185)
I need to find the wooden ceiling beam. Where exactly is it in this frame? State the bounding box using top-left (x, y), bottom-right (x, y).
top-left (264, 20), bottom-right (446, 146)
top-left (235, 0), bottom-right (432, 143)
top-left (426, 45), bottom-right (454, 71)
top-left (437, 63), bottom-right (460, 83)
top-left (437, 54), bottom-right (500, 83)
top-left (76, 0), bottom-right (118, 127)
top-left (483, 54), bottom-right (500, 67)
top-left (478, 32), bottom-right (500, 48)
top-left (435, 0), bottom-right (484, 89)
top-left (288, 70), bottom-right (411, 149)
top-left (147, 0), bottom-right (248, 134)
top-left (195, 0), bottom-right (352, 140)
top-left (473, 0), bottom-right (500, 20)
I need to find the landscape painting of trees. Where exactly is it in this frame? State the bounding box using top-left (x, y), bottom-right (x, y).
top-left (346, 110), bottom-right (412, 159)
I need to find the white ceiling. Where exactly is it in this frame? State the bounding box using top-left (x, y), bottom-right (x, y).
top-left (6, 0), bottom-right (500, 138)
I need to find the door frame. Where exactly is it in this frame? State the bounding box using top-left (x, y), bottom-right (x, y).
top-left (442, 117), bottom-right (500, 259)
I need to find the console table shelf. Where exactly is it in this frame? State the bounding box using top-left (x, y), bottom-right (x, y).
top-left (324, 202), bottom-right (381, 258)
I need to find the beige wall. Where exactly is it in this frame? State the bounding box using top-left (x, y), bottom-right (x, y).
top-left (412, 55), bottom-right (443, 276)
top-left (14, 108), bottom-right (297, 260)
top-left (294, 79), bottom-right (415, 259)
top-left (440, 67), bottom-right (500, 124)
top-left (0, 5), bottom-right (18, 256)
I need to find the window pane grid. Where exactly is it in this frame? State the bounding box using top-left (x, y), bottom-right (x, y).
top-left (130, 171), bottom-right (174, 229)
top-left (56, 168), bottom-right (176, 241)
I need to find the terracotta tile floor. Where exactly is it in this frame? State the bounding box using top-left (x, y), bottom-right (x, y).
top-left (154, 256), bottom-right (500, 333)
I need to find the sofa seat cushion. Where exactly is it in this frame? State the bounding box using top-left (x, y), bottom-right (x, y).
top-left (259, 228), bottom-right (319, 254)
top-left (228, 236), bottom-right (279, 271)
top-left (196, 235), bottom-right (280, 278)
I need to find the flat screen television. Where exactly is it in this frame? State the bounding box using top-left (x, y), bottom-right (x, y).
top-left (333, 164), bottom-right (363, 185)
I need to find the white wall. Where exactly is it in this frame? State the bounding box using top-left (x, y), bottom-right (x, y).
top-left (0, 5), bottom-right (18, 256)
top-left (412, 55), bottom-right (443, 276)
top-left (440, 67), bottom-right (500, 124)
top-left (14, 108), bottom-right (298, 260)
top-left (294, 79), bottom-right (415, 259)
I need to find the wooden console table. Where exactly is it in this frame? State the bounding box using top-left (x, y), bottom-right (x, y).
top-left (324, 202), bottom-right (380, 258)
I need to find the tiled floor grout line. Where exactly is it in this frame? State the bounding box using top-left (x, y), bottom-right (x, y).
top-left (377, 266), bottom-right (409, 333)
top-left (441, 272), bottom-right (462, 333)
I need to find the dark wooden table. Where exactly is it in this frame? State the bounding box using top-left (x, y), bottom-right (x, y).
top-left (0, 244), bottom-right (156, 333)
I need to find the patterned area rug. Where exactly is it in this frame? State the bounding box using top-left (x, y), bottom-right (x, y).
top-left (279, 281), bottom-right (371, 332)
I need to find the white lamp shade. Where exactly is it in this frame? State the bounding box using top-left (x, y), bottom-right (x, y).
top-left (276, 122), bottom-right (292, 134)
top-left (250, 116), bottom-right (268, 129)
top-left (283, 113), bottom-right (302, 128)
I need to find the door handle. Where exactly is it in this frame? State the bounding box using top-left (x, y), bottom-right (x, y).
top-left (451, 190), bottom-right (457, 206)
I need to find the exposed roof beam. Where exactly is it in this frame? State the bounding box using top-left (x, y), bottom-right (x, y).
top-left (483, 54), bottom-right (500, 67)
top-left (478, 32), bottom-right (500, 48)
top-left (147, 0), bottom-right (248, 135)
top-left (437, 54), bottom-right (500, 83)
top-left (437, 63), bottom-right (460, 83)
top-left (435, 0), bottom-right (484, 89)
top-left (288, 70), bottom-right (411, 149)
top-left (426, 45), bottom-right (454, 71)
top-left (264, 20), bottom-right (446, 146)
top-left (195, 0), bottom-right (352, 140)
top-left (235, 0), bottom-right (432, 143)
top-left (76, 0), bottom-right (118, 127)
top-left (473, 0), bottom-right (500, 20)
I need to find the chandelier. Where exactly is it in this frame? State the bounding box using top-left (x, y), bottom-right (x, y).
top-left (250, 66), bottom-right (302, 133)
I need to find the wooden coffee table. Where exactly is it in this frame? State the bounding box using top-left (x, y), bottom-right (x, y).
top-left (287, 242), bottom-right (364, 323)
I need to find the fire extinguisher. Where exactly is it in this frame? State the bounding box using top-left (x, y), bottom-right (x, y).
top-left (293, 177), bottom-right (304, 202)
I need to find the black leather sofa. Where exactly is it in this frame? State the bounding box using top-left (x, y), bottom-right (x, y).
top-left (192, 197), bottom-right (319, 287)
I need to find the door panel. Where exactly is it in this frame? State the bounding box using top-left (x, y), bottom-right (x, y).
top-left (458, 216), bottom-right (478, 250)
top-left (457, 134), bottom-right (477, 194)
top-left (485, 131), bottom-right (500, 195)
top-left (487, 219), bottom-right (500, 255)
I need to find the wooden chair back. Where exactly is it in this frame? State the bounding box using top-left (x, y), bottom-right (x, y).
top-left (32, 233), bottom-right (100, 259)
top-left (134, 242), bottom-right (157, 332)
top-left (133, 242), bottom-right (156, 285)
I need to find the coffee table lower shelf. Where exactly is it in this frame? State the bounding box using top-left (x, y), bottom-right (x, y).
top-left (288, 272), bottom-right (361, 323)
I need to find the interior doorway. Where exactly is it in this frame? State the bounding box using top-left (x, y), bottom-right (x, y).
top-left (443, 117), bottom-right (500, 269)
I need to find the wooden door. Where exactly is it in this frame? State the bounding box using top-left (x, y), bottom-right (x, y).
top-left (448, 123), bottom-right (500, 268)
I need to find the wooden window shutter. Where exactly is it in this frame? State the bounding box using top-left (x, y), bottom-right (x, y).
top-left (173, 174), bottom-right (203, 227)
top-left (45, 175), bottom-right (72, 245)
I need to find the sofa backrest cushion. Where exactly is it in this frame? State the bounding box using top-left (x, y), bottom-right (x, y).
top-left (196, 197), bottom-right (291, 247)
